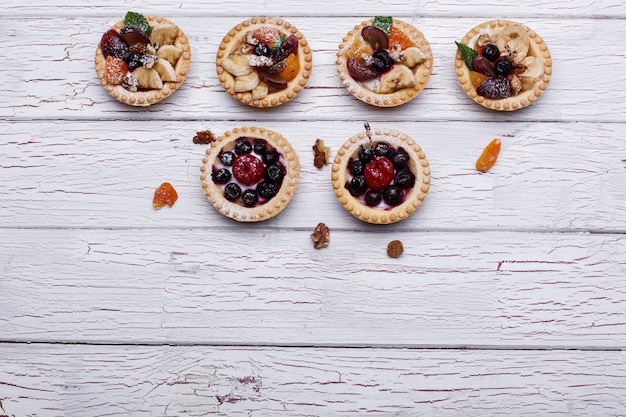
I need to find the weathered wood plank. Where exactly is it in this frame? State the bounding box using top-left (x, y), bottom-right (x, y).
top-left (1, 343), bottom-right (625, 416)
top-left (1, 229), bottom-right (624, 346)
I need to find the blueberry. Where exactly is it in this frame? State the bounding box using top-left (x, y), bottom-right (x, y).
top-left (373, 142), bottom-right (391, 158)
top-left (257, 181), bottom-right (278, 200)
top-left (219, 151), bottom-right (236, 166)
top-left (224, 183), bottom-right (241, 201)
top-left (371, 50), bottom-right (394, 73)
top-left (262, 151), bottom-right (278, 165)
top-left (394, 168), bottom-right (415, 188)
top-left (241, 189), bottom-right (259, 207)
top-left (392, 149), bottom-right (409, 169)
top-left (212, 168), bottom-right (231, 184)
top-left (494, 59), bottom-right (514, 76)
top-left (234, 138), bottom-right (253, 154)
top-left (364, 190), bottom-right (382, 206)
top-left (349, 159), bottom-right (365, 177)
top-left (254, 43), bottom-right (271, 57)
top-left (264, 164), bottom-right (284, 183)
top-left (383, 185), bottom-right (403, 206)
top-left (347, 176), bottom-right (367, 196)
top-left (358, 145), bottom-right (373, 163)
top-left (482, 44), bottom-right (500, 62)
top-left (253, 141), bottom-right (267, 155)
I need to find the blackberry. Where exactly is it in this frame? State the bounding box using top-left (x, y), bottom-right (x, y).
top-left (373, 142), bottom-right (391, 158)
top-left (383, 185), bottom-right (403, 206)
top-left (482, 44), bottom-right (500, 62)
top-left (257, 181), bottom-right (278, 200)
top-left (358, 145), bottom-right (373, 163)
top-left (234, 138), bottom-right (253, 154)
top-left (391, 149), bottom-right (409, 169)
top-left (219, 151), bottom-right (236, 166)
top-left (371, 49), bottom-right (394, 73)
top-left (347, 176), bottom-right (367, 196)
top-left (364, 190), bottom-right (382, 207)
top-left (349, 159), bottom-right (365, 177)
top-left (262, 151), bottom-right (278, 165)
top-left (394, 168), bottom-right (415, 188)
top-left (253, 141), bottom-right (267, 155)
top-left (125, 53), bottom-right (143, 71)
top-left (241, 189), bottom-right (259, 207)
top-left (212, 168), bottom-right (231, 184)
top-left (253, 43), bottom-right (271, 57)
top-left (224, 183), bottom-right (241, 201)
top-left (264, 164), bottom-right (284, 183)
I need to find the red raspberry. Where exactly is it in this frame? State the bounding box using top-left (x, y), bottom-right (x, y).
top-left (232, 154), bottom-right (264, 186)
top-left (364, 156), bottom-right (395, 191)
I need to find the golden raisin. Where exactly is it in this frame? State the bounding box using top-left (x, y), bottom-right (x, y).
top-left (345, 38), bottom-right (373, 59)
top-left (469, 70), bottom-right (491, 89)
top-left (388, 26), bottom-right (415, 50)
top-left (476, 138), bottom-right (501, 172)
top-left (105, 56), bottom-right (128, 85)
top-left (279, 53), bottom-right (300, 82)
top-left (153, 182), bottom-right (178, 210)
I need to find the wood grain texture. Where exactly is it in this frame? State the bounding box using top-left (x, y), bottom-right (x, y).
top-left (1, 344), bottom-right (625, 417)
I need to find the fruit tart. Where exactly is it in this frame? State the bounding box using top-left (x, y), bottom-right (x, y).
top-left (331, 124), bottom-right (430, 224)
top-left (95, 11), bottom-right (191, 106)
top-left (216, 17), bottom-right (313, 108)
top-left (200, 126), bottom-right (300, 222)
top-left (336, 16), bottom-right (433, 107)
top-left (455, 20), bottom-right (552, 111)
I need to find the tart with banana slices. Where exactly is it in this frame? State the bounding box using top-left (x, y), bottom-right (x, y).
top-left (455, 20), bottom-right (552, 111)
top-left (216, 17), bottom-right (313, 108)
top-left (336, 16), bottom-right (433, 107)
top-left (95, 11), bottom-right (191, 106)
top-left (331, 124), bottom-right (430, 224)
top-left (200, 126), bottom-right (300, 222)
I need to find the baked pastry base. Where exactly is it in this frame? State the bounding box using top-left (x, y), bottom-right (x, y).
top-left (331, 128), bottom-right (430, 224)
top-left (455, 19), bottom-right (552, 111)
top-left (216, 17), bottom-right (313, 108)
top-left (336, 18), bottom-right (433, 107)
top-left (200, 126), bottom-right (300, 222)
top-left (94, 15), bottom-right (191, 107)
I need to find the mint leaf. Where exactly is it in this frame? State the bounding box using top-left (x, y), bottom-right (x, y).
top-left (455, 41), bottom-right (477, 71)
top-left (373, 16), bottom-right (393, 36)
top-left (271, 33), bottom-right (287, 51)
top-left (124, 11), bottom-right (151, 35)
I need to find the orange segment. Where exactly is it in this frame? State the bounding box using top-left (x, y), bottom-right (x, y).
top-left (279, 53), bottom-right (300, 82)
top-left (469, 71), bottom-right (491, 89)
top-left (388, 26), bottom-right (415, 50)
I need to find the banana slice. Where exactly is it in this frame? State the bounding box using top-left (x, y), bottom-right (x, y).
top-left (234, 71), bottom-right (260, 92)
top-left (153, 58), bottom-right (177, 82)
top-left (517, 56), bottom-right (545, 80)
top-left (221, 54), bottom-right (254, 77)
top-left (157, 45), bottom-right (182, 66)
top-left (496, 25), bottom-right (530, 64)
top-left (150, 24), bottom-right (179, 46)
top-left (251, 82), bottom-right (269, 100)
top-left (402, 47), bottom-right (427, 68)
top-left (378, 65), bottom-right (416, 94)
top-left (132, 67), bottom-right (164, 89)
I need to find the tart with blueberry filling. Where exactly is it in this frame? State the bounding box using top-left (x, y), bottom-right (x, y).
top-left (336, 16), bottom-right (433, 107)
top-left (95, 11), bottom-right (191, 106)
top-left (331, 124), bottom-right (430, 224)
top-left (455, 20), bottom-right (552, 111)
top-left (216, 17), bottom-right (313, 108)
top-left (200, 127), bottom-right (300, 222)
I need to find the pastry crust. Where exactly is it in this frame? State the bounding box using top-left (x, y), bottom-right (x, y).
top-left (200, 126), bottom-right (300, 222)
top-left (95, 15), bottom-right (191, 107)
top-left (331, 128), bottom-right (430, 224)
top-left (455, 20), bottom-right (552, 111)
top-left (336, 18), bottom-right (433, 107)
top-left (216, 17), bottom-right (313, 108)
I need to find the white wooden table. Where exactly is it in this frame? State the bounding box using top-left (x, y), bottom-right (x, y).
top-left (1, 1), bottom-right (625, 415)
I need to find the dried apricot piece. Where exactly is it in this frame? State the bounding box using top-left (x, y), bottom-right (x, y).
top-left (279, 53), bottom-right (300, 82)
top-left (476, 138), bottom-right (501, 172)
top-left (388, 26), bottom-right (415, 50)
top-left (105, 55), bottom-right (128, 85)
top-left (153, 182), bottom-right (178, 209)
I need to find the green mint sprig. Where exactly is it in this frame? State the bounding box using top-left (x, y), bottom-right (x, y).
top-left (455, 41), bottom-right (477, 71)
top-left (373, 16), bottom-right (393, 35)
top-left (124, 11), bottom-right (151, 35)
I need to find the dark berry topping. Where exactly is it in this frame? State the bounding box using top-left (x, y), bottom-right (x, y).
top-left (494, 59), bottom-right (514, 76)
top-left (371, 49), bottom-right (394, 73)
top-left (219, 151), bottom-right (236, 166)
top-left (100, 29), bottom-right (130, 61)
top-left (253, 43), bottom-right (271, 57)
top-left (253, 141), bottom-right (267, 155)
top-left (347, 57), bottom-right (378, 81)
top-left (472, 55), bottom-right (495, 77)
top-left (257, 181), bottom-right (278, 200)
top-left (392, 149), bottom-right (409, 169)
top-left (212, 168), bottom-right (232, 184)
top-left (349, 159), bottom-right (365, 177)
top-left (241, 189), bottom-right (259, 207)
top-left (361, 26), bottom-right (388, 51)
top-left (125, 53), bottom-right (144, 71)
top-left (234, 138), bottom-right (253, 154)
top-left (232, 154), bottom-right (265, 186)
top-left (358, 145), bottom-right (374, 163)
top-left (476, 76), bottom-right (513, 99)
top-left (373, 142), bottom-right (392, 158)
top-left (224, 183), bottom-right (241, 201)
top-left (364, 156), bottom-right (395, 191)
top-left (262, 151), bottom-right (278, 165)
top-left (348, 176), bottom-right (368, 197)
top-left (264, 164), bottom-right (284, 183)
top-left (394, 168), bottom-right (416, 189)
top-left (383, 185), bottom-right (403, 206)
top-left (364, 190), bottom-right (382, 207)
top-left (482, 44), bottom-right (500, 62)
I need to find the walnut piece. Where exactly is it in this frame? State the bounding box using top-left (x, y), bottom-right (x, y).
top-left (310, 222), bottom-right (330, 249)
top-left (386, 240), bottom-right (404, 258)
top-left (193, 130), bottom-right (216, 144)
top-left (312, 139), bottom-right (331, 169)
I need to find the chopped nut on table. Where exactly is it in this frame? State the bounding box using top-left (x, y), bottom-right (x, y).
top-left (310, 222), bottom-right (330, 249)
top-left (386, 239), bottom-right (404, 258)
top-left (312, 139), bottom-right (331, 168)
top-left (193, 130), bottom-right (216, 144)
